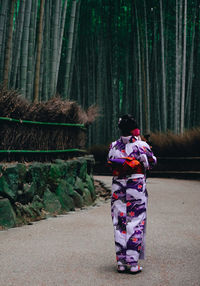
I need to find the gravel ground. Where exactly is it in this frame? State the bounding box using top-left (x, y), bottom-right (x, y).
top-left (0, 177), bottom-right (200, 286)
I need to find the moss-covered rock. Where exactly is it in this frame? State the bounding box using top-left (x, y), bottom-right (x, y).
top-left (0, 156), bottom-right (96, 229)
top-left (69, 190), bottom-right (84, 208)
top-left (48, 164), bottom-right (62, 185)
top-left (83, 188), bottom-right (93, 206)
top-left (66, 176), bottom-right (75, 186)
top-left (3, 164), bottom-right (19, 199)
top-left (67, 160), bottom-right (78, 178)
top-left (78, 159), bottom-right (87, 180)
top-left (29, 163), bottom-right (50, 197)
top-left (0, 198), bottom-right (16, 228)
top-left (85, 174), bottom-right (96, 200)
top-left (43, 189), bottom-right (61, 214)
top-left (56, 180), bottom-right (75, 211)
top-left (29, 195), bottom-right (44, 217)
top-left (17, 163), bottom-right (27, 184)
top-left (17, 182), bottom-right (36, 204)
top-left (14, 195), bottom-right (44, 224)
top-left (74, 177), bottom-right (85, 195)
top-left (0, 176), bottom-right (17, 201)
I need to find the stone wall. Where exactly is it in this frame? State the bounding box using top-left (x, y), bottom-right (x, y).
top-left (0, 156), bottom-right (96, 229)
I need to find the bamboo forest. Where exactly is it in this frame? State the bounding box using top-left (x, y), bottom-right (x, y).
top-left (0, 0), bottom-right (200, 145)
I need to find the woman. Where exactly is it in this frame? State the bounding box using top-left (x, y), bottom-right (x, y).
top-left (108, 114), bottom-right (157, 274)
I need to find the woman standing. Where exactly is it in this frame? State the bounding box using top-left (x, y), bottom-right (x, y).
top-left (108, 115), bottom-right (157, 274)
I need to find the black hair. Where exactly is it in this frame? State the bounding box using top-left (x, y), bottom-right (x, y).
top-left (118, 114), bottom-right (139, 136)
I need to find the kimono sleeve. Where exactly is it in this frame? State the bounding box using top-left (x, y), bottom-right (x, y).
top-left (138, 141), bottom-right (157, 170)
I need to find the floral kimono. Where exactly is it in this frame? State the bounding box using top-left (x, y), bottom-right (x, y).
top-left (108, 135), bottom-right (157, 267)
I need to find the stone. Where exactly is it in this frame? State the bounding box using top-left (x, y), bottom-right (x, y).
top-left (17, 163), bottom-right (27, 184)
top-left (65, 182), bottom-right (75, 196)
top-left (67, 160), bottom-right (78, 178)
top-left (0, 176), bottom-right (17, 201)
top-left (17, 183), bottom-right (36, 204)
top-left (54, 160), bottom-right (69, 180)
top-left (0, 198), bottom-right (16, 228)
top-left (43, 189), bottom-right (61, 214)
top-left (3, 164), bottom-right (19, 198)
top-left (29, 163), bottom-right (49, 197)
top-left (29, 195), bottom-right (44, 217)
top-left (79, 160), bottom-right (87, 180)
top-left (56, 180), bottom-right (75, 211)
top-left (70, 190), bottom-right (84, 208)
top-left (85, 174), bottom-right (96, 200)
top-left (48, 164), bottom-right (63, 185)
top-left (74, 177), bottom-right (85, 195)
top-left (83, 188), bottom-right (93, 206)
top-left (66, 176), bottom-right (75, 186)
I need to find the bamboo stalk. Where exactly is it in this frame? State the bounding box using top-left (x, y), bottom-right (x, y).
top-left (135, 2), bottom-right (143, 133)
top-left (43, 0), bottom-right (50, 101)
top-left (49, 0), bottom-right (60, 97)
top-left (0, 116), bottom-right (85, 128)
top-left (55, 0), bottom-right (68, 88)
top-left (160, 0), bottom-right (167, 131)
top-left (68, 0), bottom-right (81, 98)
top-left (143, 0), bottom-right (150, 133)
top-left (33, 0), bottom-right (45, 103)
top-left (63, 0), bottom-right (77, 98)
top-left (3, 0), bottom-right (16, 87)
top-left (20, 0), bottom-right (32, 96)
top-left (26, 0), bottom-right (38, 101)
top-left (0, 0), bottom-right (8, 72)
top-left (180, 0), bottom-right (187, 133)
top-left (10, 0), bottom-right (25, 87)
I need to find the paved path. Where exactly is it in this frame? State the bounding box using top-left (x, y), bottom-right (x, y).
top-left (0, 177), bottom-right (200, 286)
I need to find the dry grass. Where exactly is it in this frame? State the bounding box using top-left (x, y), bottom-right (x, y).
top-left (150, 129), bottom-right (200, 157)
top-left (0, 86), bottom-right (98, 162)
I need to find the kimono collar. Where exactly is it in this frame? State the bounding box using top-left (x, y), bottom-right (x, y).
top-left (120, 136), bottom-right (132, 144)
top-left (120, 136), bottom-right (138, 144)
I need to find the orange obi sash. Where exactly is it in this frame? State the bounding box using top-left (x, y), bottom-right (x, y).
top-left (108, 157), bottom-right (144, 177)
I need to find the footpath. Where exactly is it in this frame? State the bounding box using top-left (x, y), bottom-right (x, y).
top-left (0, 177), bottom-right (200, 286)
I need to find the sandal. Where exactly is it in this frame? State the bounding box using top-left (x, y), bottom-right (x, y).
top-left (128, 265), bottom-right (142, 274)
top-left (117, 265), bottom-right (126, 273)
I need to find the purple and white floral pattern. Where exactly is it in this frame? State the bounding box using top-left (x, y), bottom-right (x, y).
top-left (108, 136), bottom-right (156, 267)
